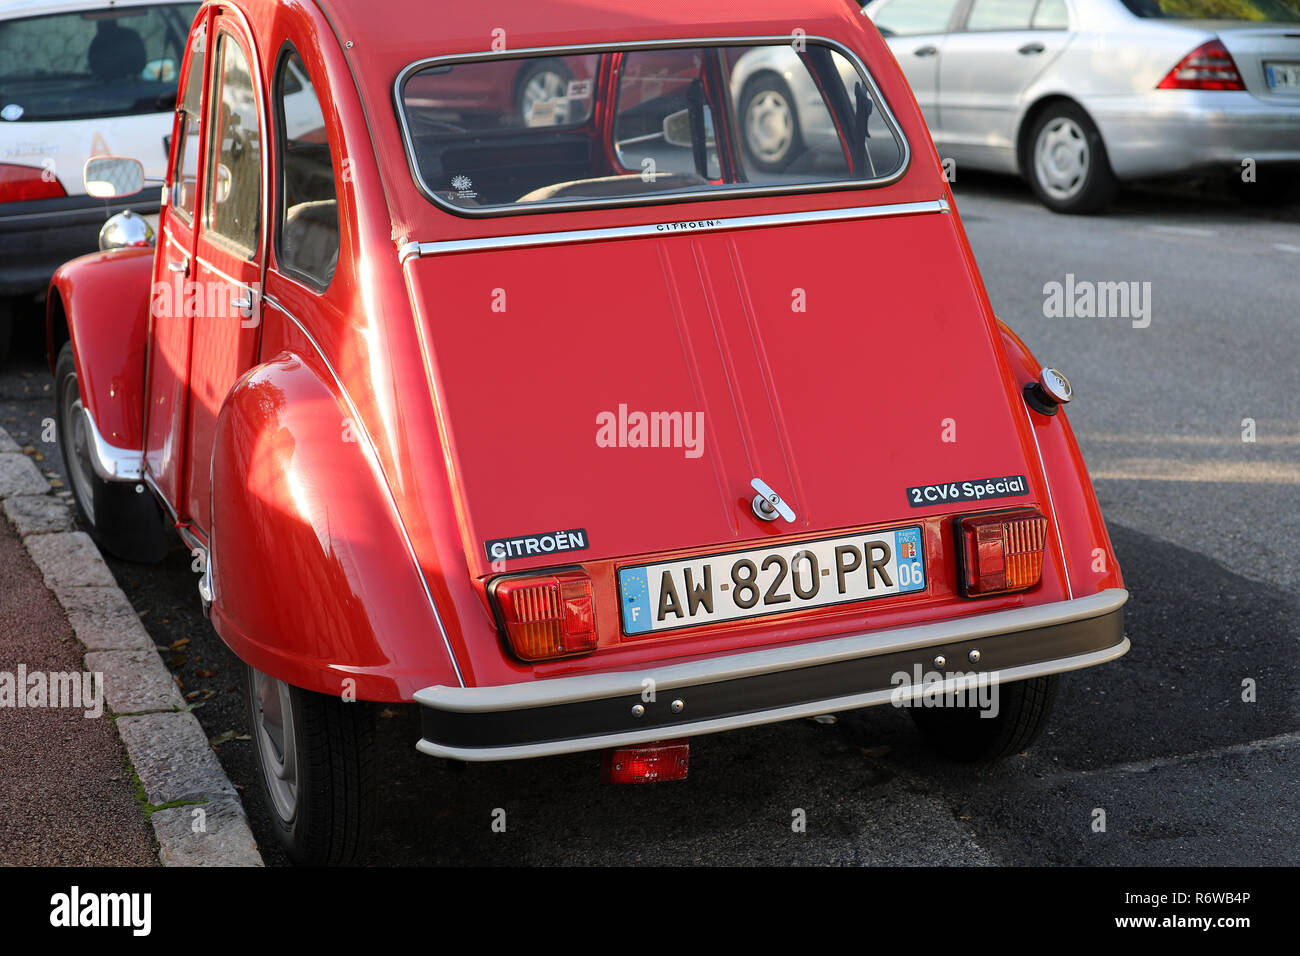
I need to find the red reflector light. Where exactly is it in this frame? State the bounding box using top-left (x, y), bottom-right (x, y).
top-left (1157, 39), bottom-right (1244, 91)
top-left (956, 508), bottom-right (1048, 597)
top-left (0, 163), bottom-right (68, 203)
top-left (492, 570), bottom-right (597, 661)
top-left (602, 739), bottom-right (690, 784)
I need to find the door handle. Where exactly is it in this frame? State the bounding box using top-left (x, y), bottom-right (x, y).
top-left (913, 45), bottom-right (938, 57)
top-left (1018, 42), bottom-right (1046, 55)
top-left (166, 259), bottom-right (187, 273)
top-left (231, 293), bottom-right (253, 313)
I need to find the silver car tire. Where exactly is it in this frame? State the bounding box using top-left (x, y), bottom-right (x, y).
top-left (739, 72), bottom-right (804, 174)
top-left (1025, 103), bottom-right (1118, 215)
top-left (515, 59), bottom-right (574, 127)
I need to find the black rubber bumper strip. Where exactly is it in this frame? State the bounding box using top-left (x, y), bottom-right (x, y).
top-left (419, 603), bottom-right (1125, 755)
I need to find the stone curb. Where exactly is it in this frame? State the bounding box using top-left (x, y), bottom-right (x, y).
top-left (0, 425), bottom-right (263, 867)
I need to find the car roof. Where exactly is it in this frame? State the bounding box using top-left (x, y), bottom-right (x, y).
top-left (315, 0), bottom-right (867, 68)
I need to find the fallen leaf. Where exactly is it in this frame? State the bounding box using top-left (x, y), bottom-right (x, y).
top-left (48, 478), bottom-right (63, 488)
top-left (169, 637), bottom-right (189, 649)
top-left (209, 731), bottom-right (239, 746)
top-left (860, 745), bottom-right (892, 758)
top-left (196, 669), bottom-right (217, 678)
top-left (379, 708), bottom-right (399, 719)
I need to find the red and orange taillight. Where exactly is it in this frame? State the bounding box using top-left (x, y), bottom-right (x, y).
top-left (1157, 39), bottom-right (1244, 91)
top-left (955, 508), bottom-right (1049, 597)
top-left (490, 570), bottom-right (597, 661)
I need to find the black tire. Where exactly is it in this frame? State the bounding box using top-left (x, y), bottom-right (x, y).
top-left (514, 59), bottom-right (574, 126)
top-left (909, 675), bottom-right (1059, 763)
top-left (739, 72), bottom-right (804, 174)
top-left (54, 342), bottom-right (170, 562)
top-left (1024, 103), bottom-right (1118, 214)
top-left (245, 665), bottom-right (379, 866)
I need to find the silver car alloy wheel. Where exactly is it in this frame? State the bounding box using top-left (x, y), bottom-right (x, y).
top-left (745, 89), bottom-right (795, 165)
top-left (1034, 117), bottom-right (1090, 202)
top-left (521, 70), bottom-right (569, 126)
top-left (59, 374), bottom-right (97, 527)
top-left (252, 669), bottom-right (299, 823)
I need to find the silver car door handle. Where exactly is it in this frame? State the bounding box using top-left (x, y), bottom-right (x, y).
top-left (231, 293), bottom-right (253, 312)
top-left (166, 259), bottom-right (187, 272)
top-left (1018, 42), bottom-right (1046, 55)
top-left (913, 45), bottom-right (938, 57)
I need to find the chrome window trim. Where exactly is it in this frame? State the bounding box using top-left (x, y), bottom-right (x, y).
top-left (399, 197), bottom-right (948, 261)
top-left (262, 293), bottom-right (466, 687)
top-left (392, 35), bottom-right (912, 218)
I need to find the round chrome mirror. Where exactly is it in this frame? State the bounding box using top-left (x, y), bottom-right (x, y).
top-left (98, 210), bottom-right (155, 251)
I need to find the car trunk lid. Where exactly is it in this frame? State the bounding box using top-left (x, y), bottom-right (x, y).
top-left (403, 205), bottom-right (1044, 579)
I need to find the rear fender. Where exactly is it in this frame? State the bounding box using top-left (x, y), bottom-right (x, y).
top-left (209, 352), bottom-right (462, 701)
top-left (997, 320), bottom-right (1123, 596)
top-left (45, 248), bottom-right (155, 456)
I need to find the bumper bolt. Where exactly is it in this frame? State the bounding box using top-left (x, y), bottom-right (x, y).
top-left (933, 655), bottom-right (946, 669)
top-left (968, 649), bottom-right (981, 664)
top-left (631, 704), bottom-right (645, 718)
top-left (670, 699), bottom-right (685, 714)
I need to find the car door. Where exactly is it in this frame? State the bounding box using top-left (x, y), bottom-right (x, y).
top-left (936, 0), bottom-right (1071, 169)
top-left (143, 14), bottom-right (208, 508)
top-left (182, 17), bottom-right (265, 532)
top-left (867, 0), bottom-right (964, 128)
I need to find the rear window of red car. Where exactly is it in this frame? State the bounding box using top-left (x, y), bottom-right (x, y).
top-left (396, 39), bottom-right (908, 215)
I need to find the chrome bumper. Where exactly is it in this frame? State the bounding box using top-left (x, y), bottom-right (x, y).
top-left (415, 588), bottom-right (1129, 761)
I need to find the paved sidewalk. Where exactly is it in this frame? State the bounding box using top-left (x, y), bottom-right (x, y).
top-left (0, 507), bottom-right (157, 865)
top-left (0, 424), bottom-right (261, 866)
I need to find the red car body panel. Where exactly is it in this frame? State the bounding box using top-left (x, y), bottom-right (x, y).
top-left (47, 247), bottom-right (154, 452)
top-left (47, 0), bottom-right (1125, 717)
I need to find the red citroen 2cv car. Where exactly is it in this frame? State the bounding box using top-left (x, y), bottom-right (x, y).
top-left (47, 0), bottom-right (1129, 863)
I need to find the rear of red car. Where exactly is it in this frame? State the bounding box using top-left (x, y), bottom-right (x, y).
top-left (354, 10), bottom-right (1129, 763)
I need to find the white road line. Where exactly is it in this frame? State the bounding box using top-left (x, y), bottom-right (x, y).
top-left (1149, 225), bottom-right (1217, 237)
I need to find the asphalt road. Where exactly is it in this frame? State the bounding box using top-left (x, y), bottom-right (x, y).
top-left (1, 174), bottom-right (1296, 866)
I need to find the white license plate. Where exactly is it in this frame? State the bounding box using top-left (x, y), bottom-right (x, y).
top-left (618, 526), bottom-right (926, 635)
top-left (1265, 62), bottom-right (1300, 89)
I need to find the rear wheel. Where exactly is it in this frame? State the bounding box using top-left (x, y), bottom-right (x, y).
top-left (1025, 103), bottom-right (1118, 214)
top-left (910, 675), bottom-right (1059, 762)
top-left (245, 665), bottom-right (379, 865)
top-left (54, 342), bottom-right (169, 562)
top-left (515, 59), bottom-right (574, 126)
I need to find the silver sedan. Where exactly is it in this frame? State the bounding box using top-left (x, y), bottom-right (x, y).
top-left (864, 0), bottom-right (1300, 212)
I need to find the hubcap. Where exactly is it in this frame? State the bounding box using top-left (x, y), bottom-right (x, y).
top-left (1034, 117), bottom-right (1090, 201)
top-left (521, 71), bottom-right (569, 125)
top-left (252, 670), bottom-right (298, 823)
top-left (745, 89), bottom-right (794, 164)
top-left (59, 373), bottom-right (97, 526)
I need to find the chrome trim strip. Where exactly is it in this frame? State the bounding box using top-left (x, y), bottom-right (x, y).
top-left (416, 587), bottom-right (1127, 714)
top-left (79, 406), bottom-right (144, 482)
top-left (403, 198), bottom-right (948, 260)
top-left (392, 35), bottom-right (912, 219)
top-left (417, 635), bottom-right (1131, 761)
top-left (262, 294), bottom-right (466, 687)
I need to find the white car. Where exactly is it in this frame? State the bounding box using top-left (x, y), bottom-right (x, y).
top-left (0, 0), bottom-right (198, 358)
top-left (864, 0), bottom-right (1300, 212)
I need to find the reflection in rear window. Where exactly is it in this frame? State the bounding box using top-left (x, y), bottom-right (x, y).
top-left (397, 41), bottom-right (908, 214)
top-left (1119, 0), bottom-right (1300, 20)
top-left (0, 4), bottom-right (199, 122)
